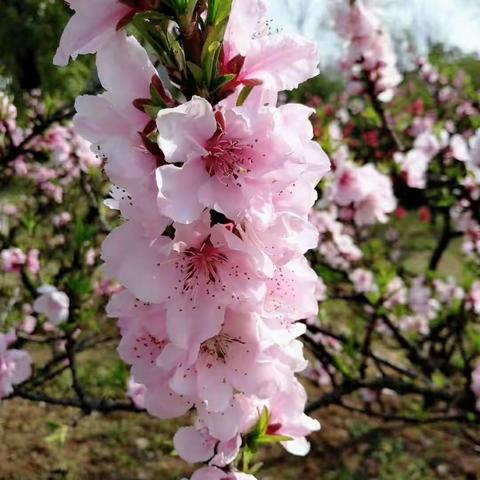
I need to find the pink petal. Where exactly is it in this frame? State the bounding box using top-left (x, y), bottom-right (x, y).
top-left (102, 221), bottom-right (172, 303)
top-left (197, 361), bottom-right (233, 413)
top-left (156, 161), bottom-right (207, 224)
top-left (241, 35), bottom-right (319, 91)
top-left (54, 0), bottom-right (129, 66)
top-left (96, 33), bottom-right (157, 124)
top-left (174, 427), bottom-right (216, 464)
top-left (156, 96), bottom-right (216, 164)
top-left (144, 383), bottom-right (192, 419)
top-left (166, 296), bottom-right (224, 350)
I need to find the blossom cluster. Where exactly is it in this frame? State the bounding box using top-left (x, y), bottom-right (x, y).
top-left (1, 92), bottom-right (100, 204)
top-left (310, 141), bottom-right (396, 271)
top-left (0, 331), bottom-right (32, 399)
top-left (55, 0), bottom-right (329, 475)
top-left (390, 57), bottom-right (480, 260)
top-left (306, 268), bottom-right (480, 398)
top-left (395, 120), bottom-right (480, 192)
top-left (334, 0), bottom-right (402, 102)
top-left (367, 274), bottom-right (473, 337)
top-left (294, 0), bottom-right (480, 420)
top-left (325, 143), bottom-right (396, 226)
top-left (1, 247), bottom-right (39, 275)
top-left (0, 89), bottom-right (101, 341)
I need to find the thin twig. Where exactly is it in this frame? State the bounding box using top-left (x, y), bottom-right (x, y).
top-left (306, 376), bottom-right (456, 414)
top-left (12, 387), bottom-right (140, 413)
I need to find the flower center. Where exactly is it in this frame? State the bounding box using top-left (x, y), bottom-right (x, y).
top-left (203, 133), bottom-right (253, 186)
top-left (339, 170), bottom-right (356, 188)
top-left (200, 332), bottom-right (245, 364)
top-left (180, 239), bottom-right (228, 294)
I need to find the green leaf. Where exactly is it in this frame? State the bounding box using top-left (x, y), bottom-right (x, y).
top-left (144, 104), bottom-right (162, 119)
top-left (255, 434), bottom-right (293, 445)
top-left (185, 0), bottom-right (199, 20)
top-left (467, 412), bottom-right (477, 422)
top-left (467, 325), bottom-right (480, 354)
top-left (362, 105), bottom-right (381, 126)
top-left (206, 0), bottom-right (232, 25)
top-left (236, 85), bottom-right (254, 106)
top-left (67, 273), bottom-right (92, 296)
top-left (150, 84), bottom-right (167, 109)
top-left (159, 0), bottom-right (184, 12)
top-left (257, 406), bottom-right (270, 435)
top-left (246, 407), bottom-right (270, 445)
top-left (249, 462), bottom-right (264, 475)
top-left (211, 73), bottom-right (236, 92)
top-left (365, 290), bottom-right (381, 305)
top-left (332, 354), bottom-right (353, 378)
top-left (132, 13), bottom-right (185, 71)
top-left (202, 40), bottom-right (221, 88)
top-left (432, 371), bottom-right (447, 388)
top-left (242, 446), bottom-right (254, 473)
top-left (133, 10), bottom-right (170, 25)
top-left (78, 307), bottom-right (98, 329)
top-left (314, 264), bottom-right (345, 283)
top-left (21, 212), bottom-right (36, 234)
top-left (45, 422), bottom-right (68, 447)
top-left (187, 61), bottom-right (204, 84)
top-left (73, 220), bottom-right (97, 246)
top-left (201, 17), bottom-right (229, 64)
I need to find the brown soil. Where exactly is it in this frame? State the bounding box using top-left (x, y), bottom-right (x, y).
top-left (1, 398), bottom-right (479, 480)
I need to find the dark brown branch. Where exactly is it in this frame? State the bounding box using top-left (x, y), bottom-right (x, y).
top-left (80, 172), bottom-right (111, 233)
top-left (303, 333), bottom-right (339, 387)
top-left (306, 324), bottom-right (417, 379)
top-left (338, 401), bottom-right (478, 425)
top-left (1, 107), bottom-right (75, 165)
top-left (379, 314), bottom-right (433, 376)
top-left (359, 315), bottom-right (379, 379)
top-left (365, 74), bottom-right (405, 152)
top-left (306, 376), bottom-right (458, 414)
top-left (12, 387), bottom-right (140, 413)
top-left (65, 333), bottom-right (90, 412)
top-left (428, 208), bottom-right (453, 271)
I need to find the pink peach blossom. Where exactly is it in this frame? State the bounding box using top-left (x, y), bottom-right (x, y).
top-left (332, 164), bottom-right (396, 225)
top-left (127, 376), bottom-right (147, 409)
top-left (156, 97), bottom-right (327, 224)
top-left (1, 248), bottom-right (26, 273)
top-left (54, 0), bottom-right (132, 66)
top-left (103, 213), bottom-right (271, 350)
top-left (0, 332), bottom-right (32, 399)
top-left (26, 249), bottom-right (40, 275)
top-left (74, 33), bottom-right (158, 189)
top-left (174, 426), bottom-right (241, 467)
top-left (263, 378), bottom-right (320, 456)
top-left (468, 281), bottom-right (480, 315)
top-left (471, 364), bottom-right (480, 411)
top-left (223, 0), bottom-right (319, 92)
top-left (350, 268), bottom-right (377, 294)
top-left (52, 212), bottom-right (72, 227)
top-left (33, 285), bottom-right (70, 326)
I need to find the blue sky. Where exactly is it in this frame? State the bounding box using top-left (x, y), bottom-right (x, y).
top-left (269, 0), bottom-right (480, 68)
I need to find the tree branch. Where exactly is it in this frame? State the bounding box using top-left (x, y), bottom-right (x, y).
top-left (428, 208), bottom-right (453, 271)
top-left (12, 387), bottom-right (140, 413)
top-left (307, 376), bottom-right (459, 414)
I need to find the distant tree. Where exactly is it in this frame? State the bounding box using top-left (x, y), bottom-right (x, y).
top-left (0, 0), bottom-right (94, 112)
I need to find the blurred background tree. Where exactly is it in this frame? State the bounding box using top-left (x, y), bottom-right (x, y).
top-left (0, 0), bottom-right (94, 114)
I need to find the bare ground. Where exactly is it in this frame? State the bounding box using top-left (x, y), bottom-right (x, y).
top-left (1, 397), bottom-right (480, 480)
